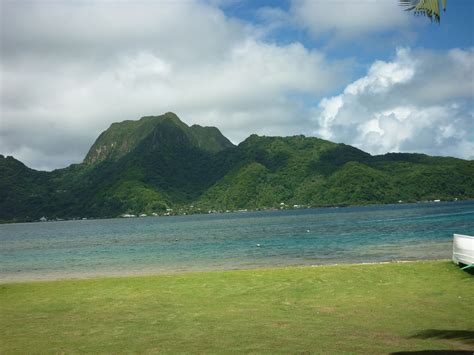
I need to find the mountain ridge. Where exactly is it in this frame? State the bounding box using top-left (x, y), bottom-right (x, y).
top-left (1, 112), bottom-right (473, 222)
top-left (84, 112), bottom-right (234, 165)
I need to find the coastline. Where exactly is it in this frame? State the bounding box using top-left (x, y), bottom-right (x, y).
top-left (1, 202), bottom-right (469, 284)
top-left (0, 258), bottom-right (451, 284)
top-left (1, 198), bottom-right (472, 225)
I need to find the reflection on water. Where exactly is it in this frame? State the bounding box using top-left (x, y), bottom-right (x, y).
top-left (0, 201), bottom-right (473, 281)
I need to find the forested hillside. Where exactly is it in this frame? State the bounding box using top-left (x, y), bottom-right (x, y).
top-left (1, 113), bottom-right (473, 222)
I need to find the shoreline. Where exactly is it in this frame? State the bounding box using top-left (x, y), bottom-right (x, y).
top-left (2, 199), bottom-right (472, 225)
top-left (0, 258), bottom-right (451, 284)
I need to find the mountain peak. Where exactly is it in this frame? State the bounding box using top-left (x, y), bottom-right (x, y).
top-left (2, 120), bottom-right (474, 222)
top-left (139, 112), bottom-right (182, 124)
top-left (84, 113), bottom-right (234, 165)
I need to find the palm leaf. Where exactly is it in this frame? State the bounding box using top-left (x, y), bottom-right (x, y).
top-left (399, 0), bottom-right (446, 23)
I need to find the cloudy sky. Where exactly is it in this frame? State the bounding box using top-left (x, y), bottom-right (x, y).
top-left (1, 0), bottom-right (473, 171)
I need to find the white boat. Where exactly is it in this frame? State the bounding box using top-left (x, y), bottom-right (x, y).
top-left (452, 234), bottom-right (474, 266)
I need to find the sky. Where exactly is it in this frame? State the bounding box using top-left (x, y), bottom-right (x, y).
top-left (1, 0), bottom-right (473, 171)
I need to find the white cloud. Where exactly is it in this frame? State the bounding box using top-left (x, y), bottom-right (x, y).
top-left (313, 48), bottom-right (474, 159)
top-left (1, 1), bottom-right (471, 171)
top-left (344, 48), bottom-right (416, 95)
top-left (0, 0), bottom-right (347, 170)
top-left (290, 0), bottom-right (411, 38)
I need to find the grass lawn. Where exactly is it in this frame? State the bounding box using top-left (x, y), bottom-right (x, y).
top-left (1, 261), bottom-right (473, 353)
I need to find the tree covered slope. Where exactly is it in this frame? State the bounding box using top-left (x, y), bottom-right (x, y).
top-left (1, 113), bottom-right (473, 222)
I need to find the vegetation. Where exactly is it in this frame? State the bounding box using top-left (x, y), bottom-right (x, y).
top-left (84, 112), bottom-right (234, 165)
top-left (400, 0), bottom-right (447, 23)
top-left (1, 113), bottom-right (473, 222)
top-left (1, 261), bottom-right (473, 353)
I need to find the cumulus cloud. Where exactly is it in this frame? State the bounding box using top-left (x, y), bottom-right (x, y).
top-left (1, 1), bottom-right (471, 171)
top-left (313, 48), bottom-right (474, 159)
top-left (290, 0), bottom-right (411, 39)
top-left (0, 0), bottom-right (347, 170)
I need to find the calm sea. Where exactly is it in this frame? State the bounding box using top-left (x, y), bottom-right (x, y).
top-left (1, 201), bottom-right (473, 282)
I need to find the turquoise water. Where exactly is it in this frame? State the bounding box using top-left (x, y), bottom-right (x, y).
top-left (1, 201), bottom-right (473, 281)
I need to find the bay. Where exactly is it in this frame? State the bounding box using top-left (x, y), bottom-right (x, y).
top-left (1, 201), bottom-right (473, 282)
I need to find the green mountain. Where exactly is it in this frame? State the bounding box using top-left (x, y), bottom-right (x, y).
top-left (1, 112), bottom-right (473, 222)
top-left (0, 155), bottom-right (53, 221)
top-left (196, 135), bottom-right (474, 210)
top-left (84, 112), bottom-right (234, 165)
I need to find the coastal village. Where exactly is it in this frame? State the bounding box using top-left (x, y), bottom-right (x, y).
top-left (35, 199), bottom-right (451, 222)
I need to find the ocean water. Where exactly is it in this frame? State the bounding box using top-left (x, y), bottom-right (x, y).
top-left (1, 201), bottom-right (473, 282)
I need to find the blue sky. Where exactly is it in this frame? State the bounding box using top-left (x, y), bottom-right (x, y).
top-left (220, 0), bottom-right (473, 45)
top-left (1, 0), bottom-right (473, 170)
top-left (220, 0), bottom-right (474, 75)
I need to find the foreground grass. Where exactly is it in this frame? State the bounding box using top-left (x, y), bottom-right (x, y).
top-left (1, 261), bottom-right (473, 354)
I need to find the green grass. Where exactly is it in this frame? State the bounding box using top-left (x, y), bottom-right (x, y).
top-left (1, 261), bottom-right (473, 353)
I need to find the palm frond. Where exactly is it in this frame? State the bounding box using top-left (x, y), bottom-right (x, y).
top-left (399, 0), bottom-right (445, 23)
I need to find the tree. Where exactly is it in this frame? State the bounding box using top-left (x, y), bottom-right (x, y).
top-left (399, 0), bottom-right (446, 23)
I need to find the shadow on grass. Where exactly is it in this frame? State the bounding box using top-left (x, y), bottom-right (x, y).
top-left (461, 267), bottom-right (474, 275)
top-left (455, 262), bottom-right (474, 275)
top-left (391, 330), bottom-right (474, 355)
top-left (391, 351), bottom-right (472, 354)
top-left (409, 330), bottom-right (474, 345)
